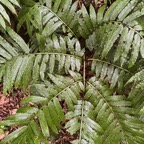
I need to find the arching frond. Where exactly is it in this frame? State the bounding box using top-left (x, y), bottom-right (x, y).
top-left (0, 73), bottom-right (83, 143)
top-left (18, 0), bottom-right (79, 37)
top-left (65, 100), bottom-right (103, 144)
top-left (85, 77), bottom-right (144, 144)
top-left (86, 0), bottom-right (144, 68)
top-left (0, 0), bottom-right (144, 143)
top-left (1, 53), bottom-right (82, 93)
top-left (25, 72), bottom-right (84, 110)
top-left (0, 28), bottom-right (83, 93)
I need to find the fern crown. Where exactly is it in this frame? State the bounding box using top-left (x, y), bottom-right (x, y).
top-left (0, 0), bottom-right (144, 143)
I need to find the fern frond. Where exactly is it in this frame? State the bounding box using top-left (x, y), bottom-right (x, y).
top-left (85, 77), bottom-right (144, 143)
top-left (1, 0), bottom-right (144, 143)
top-left (87, 23), bottom-right (144, 68)
top-left (42, 34), bottom-right (84, 57)
top-left (0, 0), bottom-right (20, 29)
top-left (0, 30), bottom-right (83, 93)
top-left (90, 59), bottom-right (131, 89)
top-left (18, 0), bottom-right (79, 37)
top-left (24, 72), bottom-right (83, 109)
top-left (65, 100), bottom-right (103, 143)
top-left (86, 0), bottom-right (144, 68)
top-left (0, 53), bottom-right (82, 93)
top-left (0, 73), bottom-right (83, 143)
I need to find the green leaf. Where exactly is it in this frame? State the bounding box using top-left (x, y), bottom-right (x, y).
top-left (49, 54), bottom-right (55, 73)
top-left (38, 110), bottom-right (50, 137)
top-left (20, 0), bottom-right (35, 7)
top-left (53, 97), bottom-right (65, 122)
top-left (0, 4), bottom-right (10, 23)
top-left (102, 23), bottom-right (123, 58)
top-left (42, 20), bottom-right (63, 36)
top-left (140, 39), bottom-right (144, 58)
top-left (32, 54), bottom-right (42, 82)
top-left (128, 34), bottom-right (140, 67)
top-left (120, 29), bottom-right (135, 66)
top-left (0, 36), bottom-right (18, 56)
top-left (0, 0), bottom-right (17, 15)
top-left (1, 126), bottom-right (27, 144)
top-left (104, 0), bottom-right (122, 21)
top-left (21, 96), bottom-right (47, 104)
top-left (89, 5), bottom-right (97, 26)
top-left (0, 46), bottom-right (12, 60)
top-left (118, 0), bottom-right (138, 21)
top-left (124, 8), bottom-right (144, 23)
top-left (43, 106), bottom-right (58, 133)
top-left (48, 101), bottom-right (61, 128)
top-left (97, 5), bottom-right (106, 24)
top-left (30, 120), bottom-right (48, 143)
top-left (6, 27), bottom-right (30, 53)
top-left (17, 106), bottom-right (38, 114)
top-left (110, 68), bottom-right (119, 88)
top-left (109, 0), bottom-right (130, 20)
top-left (0, 15), bottom-right (6, 29)
top-left (14, 56), bottom-right (29, 87)
top-left (9, 0), bottom-right (20, 7)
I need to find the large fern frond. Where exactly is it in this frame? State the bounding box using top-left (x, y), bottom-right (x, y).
top-left (18, 0), bottom-right (79, 37)
top-left (86, 0), bottom-right (144, 68)
top-left (0, 73), bottom-right (83, 143)
top-left (0, 27), bottom-right (83, 94)
top-left (85, 77), bottom-right (144, 144)
top-left (0, 0), bottom-right (144, 143)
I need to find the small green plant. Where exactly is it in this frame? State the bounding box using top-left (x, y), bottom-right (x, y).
top-left (0, 0), bottom-right (144, 143)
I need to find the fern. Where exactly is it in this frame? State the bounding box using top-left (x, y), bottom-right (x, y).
top-left (86, 0), bottom-right (144, 68)
top-left (65, 100), bottom-right (103, 143)
top-left (85, 77), bottom-right (144, 144)
top-left (0, 0), bottom-right (20, 29)
top-left (0, 0), bottom-right (144, 143)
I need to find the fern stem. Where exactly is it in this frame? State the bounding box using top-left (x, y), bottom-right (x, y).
top-left (32, 52), bottom-right (81, 59)
top-left (79, 101), bottom-right (84, 143)
top-left (83, 54), bottom-right (86, 88)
